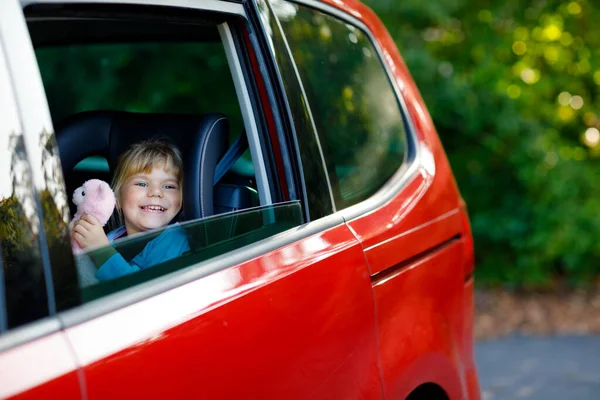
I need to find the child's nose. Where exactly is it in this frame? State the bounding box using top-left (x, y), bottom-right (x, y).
top-left (148, 185), bottom-right (164, 198)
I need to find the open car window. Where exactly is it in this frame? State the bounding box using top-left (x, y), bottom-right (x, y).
top-left (37, 40), bottom-right (253, 182)
top-left (33, 33), bottom-right (252, 213)
top-left (36, 41), bottom-right (244, 135)
top-left (24, 5), bottom-right (300, 301)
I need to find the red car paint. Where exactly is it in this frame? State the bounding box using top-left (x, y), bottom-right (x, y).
top-left (0, 0), bottom-right (479, 398)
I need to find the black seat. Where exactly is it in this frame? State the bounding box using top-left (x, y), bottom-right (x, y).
top-left (56, 111), bottom-right (229, 220)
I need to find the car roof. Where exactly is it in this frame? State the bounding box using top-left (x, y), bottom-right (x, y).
top-left (19, 0), bottom-right (360, 14)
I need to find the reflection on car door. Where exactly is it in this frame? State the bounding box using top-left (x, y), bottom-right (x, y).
top-left (63, 217), bottom-right (382, 399)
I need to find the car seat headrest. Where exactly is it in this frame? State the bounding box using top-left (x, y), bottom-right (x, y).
top-left (56, 110), bottom-right (229, 220)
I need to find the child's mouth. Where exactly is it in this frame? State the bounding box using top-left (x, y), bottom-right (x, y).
top-left (141, 205), bottom-right (166, 213)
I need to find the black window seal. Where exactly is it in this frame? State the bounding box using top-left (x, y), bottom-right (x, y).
top-left (228, 20), bottom-right (283, 203)
top-left (21, 0), bottom-right (244, 15)
top-left (245, 0), bottom-right (311, 221)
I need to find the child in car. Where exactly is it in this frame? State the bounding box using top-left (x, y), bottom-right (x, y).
top-left (72, 138), bottom-right (190, 282)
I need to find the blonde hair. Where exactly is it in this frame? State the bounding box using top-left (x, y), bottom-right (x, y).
top-left (111, 138), bottom-right (184, 226)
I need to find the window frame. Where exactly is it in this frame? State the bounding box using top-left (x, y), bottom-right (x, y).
top-left (0, 0), bottom-right (59, 349)
top-left (249, 0), bottom-right (337, 221)
top-left (269, 0), bottom-right (421, 221)
top-left (0, 38), bottom-right (13, 336)
top-left (0, 46), bottom-right (13, 335)
top-left (262, 0), bottom-right (337, 212)
top-left (220, 22), bottom-right (275, 206)
top-left (3, 0), bottom-right (347, 334)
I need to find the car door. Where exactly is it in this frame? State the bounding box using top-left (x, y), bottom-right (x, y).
top-left (62, 212), bottom-right (382, 399)
top-left (327, 11), bottom-right (472, 400)
top-left (0, 0), bottom-right (82, 398)
top-left (267, 0), bottom-right (475, 398)
top-left (18, 0), bottom-right (384, 399)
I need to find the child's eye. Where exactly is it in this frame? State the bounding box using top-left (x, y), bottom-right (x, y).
top-left (164, 184), bottom-right (178, 190)
top-left (135, 182), bottom-right (148, 187)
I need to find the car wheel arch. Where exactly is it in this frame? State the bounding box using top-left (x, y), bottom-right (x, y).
top-left (406, 382), bottom-right (450, 400)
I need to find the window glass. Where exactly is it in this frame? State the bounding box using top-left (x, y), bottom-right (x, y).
top-left (28, 15), bottom-right (304, 301)
top-left (273, 2), bottom-right (407, 209)
top-left (77, 201), bottom-right (303, 300)
top-left (0, 52), bottom-right (50, 329)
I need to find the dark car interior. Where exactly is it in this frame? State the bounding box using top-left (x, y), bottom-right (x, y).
top-left (26, 6), bottom-right (261, 226)
top-left (55, 110), bottom-right (251, 221)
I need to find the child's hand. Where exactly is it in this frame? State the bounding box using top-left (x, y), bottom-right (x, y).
top-left (72, 214), bottom-right (110, 250)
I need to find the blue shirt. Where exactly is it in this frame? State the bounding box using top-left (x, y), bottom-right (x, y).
top-left (95, 224), bottom-right (190, 281)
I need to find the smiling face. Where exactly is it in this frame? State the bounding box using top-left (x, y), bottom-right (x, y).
top-left (119, 166), bottom-right (182, 236)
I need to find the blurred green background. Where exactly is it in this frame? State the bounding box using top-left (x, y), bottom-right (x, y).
top-left (364, 0), bottom-right (600, 289)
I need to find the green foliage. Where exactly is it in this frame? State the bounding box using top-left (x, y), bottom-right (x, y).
top-left (36, 41), bottom-right (245, 141)
top-left (365, 0), bottom-right (600, 287)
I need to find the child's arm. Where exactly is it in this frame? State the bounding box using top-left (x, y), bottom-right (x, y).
top-left (93, 250), bottom-right (143, 281)
top-left (92, 226), bottom-right (189, 282)
top-left (72, 215), bottom-right (140, 281)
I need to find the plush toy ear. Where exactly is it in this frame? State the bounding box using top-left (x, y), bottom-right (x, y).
top-left (96, 184), bottom-right (105, 200)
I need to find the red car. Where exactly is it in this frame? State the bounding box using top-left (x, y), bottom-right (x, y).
top-left (0, 0), bottom-right (479, 398)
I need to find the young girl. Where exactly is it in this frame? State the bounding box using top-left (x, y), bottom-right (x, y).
top-left (72, 138), bottom-right (190, 282)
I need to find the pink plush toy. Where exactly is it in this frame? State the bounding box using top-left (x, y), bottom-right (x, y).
top-left (69, 179), bottom-right (116, 254)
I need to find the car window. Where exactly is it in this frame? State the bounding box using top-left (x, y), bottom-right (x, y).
top-left (78, 201), bottom-right (303, 301)
top-left (26, 8), bottom-right (305, 300)
top-left (0, 48), bottom-right (50, 330)
top-left (36, 40), bottom-right (251, 202)
top-left (273, 1), bottom-right (407, 209)
top-left (27, 15), bottom-right (261, 201)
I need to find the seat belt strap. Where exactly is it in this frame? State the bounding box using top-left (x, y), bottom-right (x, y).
top-left (214, 133), bottom-right (249, 185)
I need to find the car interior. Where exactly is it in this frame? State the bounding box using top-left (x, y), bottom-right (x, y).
top-left (26, 7), bottom-right (263, 226)
top-left (56, 110), bottom-right (258, 221)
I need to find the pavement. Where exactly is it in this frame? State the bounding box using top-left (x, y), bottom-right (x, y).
top-left (475, 335), bottom-right (600, 399)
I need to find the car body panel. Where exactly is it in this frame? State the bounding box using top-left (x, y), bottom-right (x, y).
top-left (309, 0), bottom-right (480, 398)
top-left (0, 330), bottom-right (81, 400)
top-left (462, 278), bottom-right (480, 400)
top-left (371, 241), bottom-right (466, 399)
top-left (64, 224), bottom-right (383, 399)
